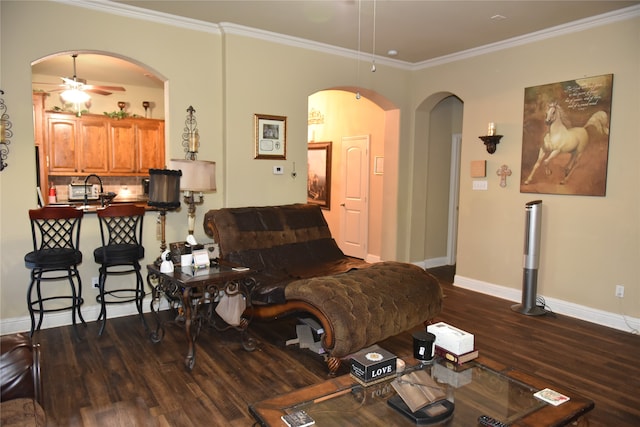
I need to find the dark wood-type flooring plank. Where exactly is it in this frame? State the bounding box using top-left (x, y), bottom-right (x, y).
top-left (31, 266), bottom-right (639, 426)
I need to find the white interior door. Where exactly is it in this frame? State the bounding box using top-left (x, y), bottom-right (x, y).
top-left (339, 135), bottom-right (369, 259)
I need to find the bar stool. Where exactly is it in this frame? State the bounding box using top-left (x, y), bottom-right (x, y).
top-left (94, 204), bottom-right (147, 336)
top-left (24, 206), bottom-right (86, 338)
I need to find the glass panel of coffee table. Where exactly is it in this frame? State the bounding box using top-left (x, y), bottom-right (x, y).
top-left (250, 357), bottom-right (594, 426)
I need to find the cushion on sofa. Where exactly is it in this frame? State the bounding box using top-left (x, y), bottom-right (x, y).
top-left (285, 261), bottom-right (442, 357)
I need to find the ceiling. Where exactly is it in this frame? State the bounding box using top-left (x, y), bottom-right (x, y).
top-left (32, 0), bottom-right (638, 88)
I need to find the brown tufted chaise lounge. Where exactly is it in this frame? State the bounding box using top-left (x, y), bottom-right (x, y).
top-left (203, 203), bottom-right (442, 374)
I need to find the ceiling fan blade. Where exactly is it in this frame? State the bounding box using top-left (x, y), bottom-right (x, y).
top-left (83, 85), bottom-right (126, 92)
top-left (86, 88), bottom-right (113, 96)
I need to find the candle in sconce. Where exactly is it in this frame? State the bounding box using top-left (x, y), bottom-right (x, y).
top-left (0, 121), bottom-right (5, 143)
top-left (487, 122), bottom-right (496, 136)
top-left (188, 131), bottom-right (200, 153)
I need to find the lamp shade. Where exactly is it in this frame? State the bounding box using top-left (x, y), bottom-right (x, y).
top-left (147, 168), bottom-right (182, 209)
top-left (168, 159), bottom-right (216, 192)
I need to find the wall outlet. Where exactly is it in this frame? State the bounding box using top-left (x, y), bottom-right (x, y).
top-left (273, 165), bottom-right (284, 175)
top-left (92, 277), bottom-right (100, 289)
top-left (615, 284), bottom-right (624, 298)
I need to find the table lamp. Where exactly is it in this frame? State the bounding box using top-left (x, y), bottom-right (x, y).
top-left (147, 168), bottom-right (182, 263)
top-left (168, 159), bottom-right (216, 245)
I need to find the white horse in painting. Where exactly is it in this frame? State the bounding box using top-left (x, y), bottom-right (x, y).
top-left (524, 102), bottom-right (609, 185)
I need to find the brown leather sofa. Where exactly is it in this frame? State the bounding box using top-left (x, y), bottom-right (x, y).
top-left (204, 203), bottom-right (443, 374)
top-left (0, 333), bottom-right (45, 426)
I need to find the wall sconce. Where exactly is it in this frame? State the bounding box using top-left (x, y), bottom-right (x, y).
top-left (0, 90), bottom-right (12, 171)
top-left (479, 122), bottom-right (503, 154)
top-left (168, 159), bottom-right (216, 245)
top-left (147, 168), bottom-right (182, 264)
top-left (182, 106), bottom-right (199, 160)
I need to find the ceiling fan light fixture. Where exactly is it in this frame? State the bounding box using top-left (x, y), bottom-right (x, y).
top-left (61, 88), bottom-right (91, 104)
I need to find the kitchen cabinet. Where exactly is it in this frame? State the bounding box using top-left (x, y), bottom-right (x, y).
top-left (43, 112), bottom-right (165, 176)
top-left (78, 117), bottom-right (109, 173)
top-left (135, 119), bottom-right (165, 173)
top-left (47, 114), bottom-right (78, 173)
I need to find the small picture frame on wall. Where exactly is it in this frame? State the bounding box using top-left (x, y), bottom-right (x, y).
top-left (255, 114), bottom-right (287, 159)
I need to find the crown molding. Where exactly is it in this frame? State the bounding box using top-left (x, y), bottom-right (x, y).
top-left (55, 0), bottom-right (222, 34)
top-left (412, 4), bottom-right (640, 70)
top-left (57, 1), bottom-right (640, 72)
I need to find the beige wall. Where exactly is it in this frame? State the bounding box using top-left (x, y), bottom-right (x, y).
top-left (1, 1), bottom-right (638, 334)
top-left (407, 17), bottom-right (639, 322)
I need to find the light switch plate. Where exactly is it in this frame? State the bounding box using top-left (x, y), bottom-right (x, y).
top-left (273, 165), bottom-right (284, 175)
top-left (472, 180), bottom-right (488, 190)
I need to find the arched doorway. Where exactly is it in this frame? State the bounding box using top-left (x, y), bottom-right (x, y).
top-left (410, 93), bottom-right (463, 267)
top-left (31, 51), bottom-right (165, 201)
top-left (308, 88), bottom-right (400, 262)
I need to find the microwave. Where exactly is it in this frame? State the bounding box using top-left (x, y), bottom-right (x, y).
top-left (68, 183), bottom-right (99, 201)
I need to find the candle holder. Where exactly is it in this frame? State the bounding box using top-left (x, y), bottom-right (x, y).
top-left (117, 101), bottom-right (126, 112)
top-left (181, 106), bottom-right (199, 160)
top-left (142, 101), bottom-right (150, 118)
top-left (478, 135), bottom-right (503, 154)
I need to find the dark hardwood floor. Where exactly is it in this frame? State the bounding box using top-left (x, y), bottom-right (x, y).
top-left (31, 266), bottom-right (639, 426)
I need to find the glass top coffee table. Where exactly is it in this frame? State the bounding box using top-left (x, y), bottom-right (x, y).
top-left (249, 356), bottom-right (593, 426)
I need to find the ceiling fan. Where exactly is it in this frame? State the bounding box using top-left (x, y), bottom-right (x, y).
top-left (36, 54), bottom-right (126, 101)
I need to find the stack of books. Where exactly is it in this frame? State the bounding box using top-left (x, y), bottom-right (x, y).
top-left (426, 322), bottom-right (479, 366)
top-left (434, 345), bottom-right (478, 365)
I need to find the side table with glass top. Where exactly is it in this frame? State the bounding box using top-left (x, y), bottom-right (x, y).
top-left (146, 262), bottom-right (257, 370)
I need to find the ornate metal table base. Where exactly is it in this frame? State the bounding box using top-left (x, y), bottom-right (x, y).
top-left (146, 264), bottom-right (256, 371)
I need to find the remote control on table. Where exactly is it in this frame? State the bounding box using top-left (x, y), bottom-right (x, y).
top-left (478, 415), bottom-right (509, 427)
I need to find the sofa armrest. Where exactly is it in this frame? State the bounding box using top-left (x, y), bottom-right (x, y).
top-left (1, 334), bottom-right (42, 406)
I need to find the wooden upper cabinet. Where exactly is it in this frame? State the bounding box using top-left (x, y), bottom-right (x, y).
top-left (78, 117), bottom-right (109, 173)
top-left (43, 112), bottom-right (165, 176)
top-left (110, 120), bottom-right (137, 173)
top-left (47, 114), bottom-right (78, 173)
top-left (136, 120), bottom-right (165, 173)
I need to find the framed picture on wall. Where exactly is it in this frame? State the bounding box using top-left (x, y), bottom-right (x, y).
top-left (307, 141), bottom-right (332, 209)
top-left (255, 114), bottom-right (287, 159)
top-left (520, 74), bottom-right (613, 196)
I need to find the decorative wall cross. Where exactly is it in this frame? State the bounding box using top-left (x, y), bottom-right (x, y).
top-left (497, 164), bottom-right (512, 187)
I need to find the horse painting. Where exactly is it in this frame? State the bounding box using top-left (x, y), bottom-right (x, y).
top-left (523, 101), bottom-right (609, 185)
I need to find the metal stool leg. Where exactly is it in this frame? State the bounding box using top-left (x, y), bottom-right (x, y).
top-left (134, 263), bottom-right (148, 331)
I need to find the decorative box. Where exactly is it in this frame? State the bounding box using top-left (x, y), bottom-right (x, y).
top-left (350, 345), bottom-right (397, 385)
top-left (426, 322), bottom-right (474, 355)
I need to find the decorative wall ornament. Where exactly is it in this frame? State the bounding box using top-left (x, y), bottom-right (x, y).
top-left (0, 90), bottom-right (12, 171)
top-left (308, 108), bottom-right (324, 125)
top-left (520, 74), bottom-right (613, 196)
top-left (182, 106), bottom-right (200, 160)
top-left (497, 164), bottom-right (512, 187)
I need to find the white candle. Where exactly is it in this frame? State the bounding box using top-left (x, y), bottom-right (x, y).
top-left (188, 131), bottom-right (199, 152)
top-left (487, 122), bottom-right (496, 136)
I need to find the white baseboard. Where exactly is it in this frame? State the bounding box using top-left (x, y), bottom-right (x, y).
top-left (454, 274), bottom-right (640, 334)
top-left (365, 254), bottom-right (381, 263)
top-left (0, 296), bottom-right (171, 336)
top-left (4, 267), bottom-right (637, 336)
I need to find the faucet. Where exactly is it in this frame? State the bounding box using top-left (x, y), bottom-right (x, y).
top-left (84, 174), bottom-right (104, 207)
